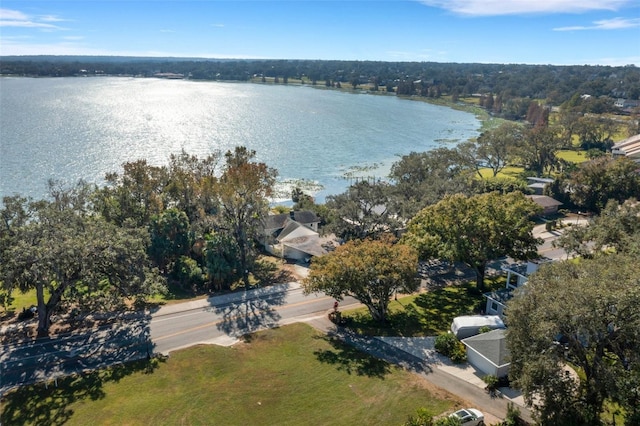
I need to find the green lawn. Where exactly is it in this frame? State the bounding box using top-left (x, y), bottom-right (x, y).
top-left (341, 280), bottom-right (502, 337)
top-left (0, 323), bottom-right (459, 426)
top-left (556, 149), bottom-right (589, 164)
top-left (2, 288), bottom-right (38, 313)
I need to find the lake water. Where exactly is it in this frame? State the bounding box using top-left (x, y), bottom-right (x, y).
top-left (0, 77), bottom-right (480, 203)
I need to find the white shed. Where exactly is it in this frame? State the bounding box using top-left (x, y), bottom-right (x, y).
top-left (462, 329), bottom-right (510, 378)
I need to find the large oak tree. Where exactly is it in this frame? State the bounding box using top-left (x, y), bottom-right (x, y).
top-left (458, 121), bottom-right (524, 178)
top-left (0, 184), bottom-right (165, 337)
top-left (506, 254), bottom-right (640, 425)
top-left (555, 198), bottom-right (640, 258)
top-left (303, 238), bottom-right (419, 323)
top-left (325, 181), bottom-right (398, 241)
top-left (402, 192), bottom-right (541, 291)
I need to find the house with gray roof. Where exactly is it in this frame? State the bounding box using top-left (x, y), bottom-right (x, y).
top-left (462, 329), bottom-right (510, 378)
top-left (262, 211), bottom-right (325, 261)
top-left (526, 194), bottom-right (563, 216)
top-left (526, 177), bottom-right (554, 195)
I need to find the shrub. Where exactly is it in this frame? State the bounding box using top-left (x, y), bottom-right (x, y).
top-left (450, 345), bottom-right (467, 364)
top-left (434, 333), bottom-right (467, 364)
top-left (545, 220), bottom-right (557, 232)
top-left (435, 416), bottom-right (462, 426)
top-left (434, 333), bottom-right (458, 355)
top-left (483, 374), bottom-right (499, 391)
top-left (501, 402), bottom-right (523, 426)
top-left (478, 325), bottom-right (492, 334)
top-left (403, 408), bottom-right (435, 426)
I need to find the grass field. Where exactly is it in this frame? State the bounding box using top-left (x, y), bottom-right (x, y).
top-left (556, 149), bottom-right (589, 163)
top-left (0, 323), bottom-right (460, 426)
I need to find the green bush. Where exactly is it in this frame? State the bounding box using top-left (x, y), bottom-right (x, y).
top-left (483, 374), bottom-right (499, 391)
top-left (450, 345), bottom-right (467, 364)
top-left (501, 402), bottom-right (522, 426)
top-left (435, 416), bottom-right (461, 426)
top-left (403, 408), bottom-right (435, 426)
top-left (434, 333), bottom-right (458, 355)
top-left (478, 325), bottom-right (492, 334)
top-left (434, 333), bottom-right (467, 364)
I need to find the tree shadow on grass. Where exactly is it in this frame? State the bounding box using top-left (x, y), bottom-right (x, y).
top-left (344, 308), bottom-right (426, 338)
top-left (0, 354), bottom-right (164, 426)
top-left (342, 282), bottom-right (487, 337)
top-left (313, 335), bottom-right (392, 379)
top-left (412, 283), bottom-right (485, 334)
top-left (252, 259), bottom-right (294, 286)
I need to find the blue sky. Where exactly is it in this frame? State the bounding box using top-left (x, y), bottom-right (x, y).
top-left (1, 1), bottom-right (639, 65)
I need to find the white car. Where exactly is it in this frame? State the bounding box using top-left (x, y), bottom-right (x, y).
top-left (449, 408), bottom-right (485, 426)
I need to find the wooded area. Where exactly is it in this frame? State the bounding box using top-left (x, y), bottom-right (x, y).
top-left (2, 57), bottom-right (639, 109)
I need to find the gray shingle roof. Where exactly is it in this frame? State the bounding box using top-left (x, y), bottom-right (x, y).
top-left (264, 211), bottom-right (320, 230)
top-left (462, 329), bottom-right (510, 367)
top-left (526, 195), bottom-right (563, 208)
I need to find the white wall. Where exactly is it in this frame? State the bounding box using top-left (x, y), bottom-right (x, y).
top-left (467, 348), bottom-right (498, 377)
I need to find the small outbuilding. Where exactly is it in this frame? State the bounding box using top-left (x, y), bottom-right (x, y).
top-left (462, 329), bottom-right (510, 378)
top-left (526, 177), bottom-right (554, 195)
top-left (450, 315), bottom-right (505, 340)
top-left (526, 194), bottom-right (563, 216)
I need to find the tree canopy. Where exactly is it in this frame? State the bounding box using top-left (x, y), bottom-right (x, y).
top-left (0, 184), bottom-right (165, 336)
top-left (402, 192), bottom-right (541, 291)
top-left (555, 198), bottom-right (640, 258)
top-left (388, 148), bottom-right (475, 219)
top-left (325, 181), bottom-right (399, 241)
top-left (562, 157), bottom-right (640, 214)
top-left (516, 124), bottom-right (563, 177)
top-left (506, 254), bottom-right (640, 425)
top-left (458, 121), bottom-right (524, 178)
top-left (217, 146), bottom-right (278, 289)
top-left (303, 237), bottom-right (419, 322)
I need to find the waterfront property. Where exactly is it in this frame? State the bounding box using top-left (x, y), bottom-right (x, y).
top-left (262, 211), bottom-right (326, 261)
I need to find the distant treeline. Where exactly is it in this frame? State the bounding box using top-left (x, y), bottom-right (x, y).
top-left (2, 56), bottom-right (639, 105)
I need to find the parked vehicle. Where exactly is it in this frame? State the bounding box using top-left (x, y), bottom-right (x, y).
top-left (449, 408), bottom-right (485, 426)
top-left (450, 315), bottom-right (505, 339)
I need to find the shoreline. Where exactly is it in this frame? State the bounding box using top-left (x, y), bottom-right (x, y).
top-left (1, 73), bottom-right (495, 131)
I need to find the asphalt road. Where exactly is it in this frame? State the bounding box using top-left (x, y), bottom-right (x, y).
top-left (0, 283), bottom-right (359, 394)
top-left (150, 283), bottom-right (359, 354)
top-left (0, 316), bottom-right (151, 395)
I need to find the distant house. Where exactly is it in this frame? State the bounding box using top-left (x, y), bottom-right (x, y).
top-left (262, 211), bottom-right (325, 261)
top-left (612, 134), bottom-right (640, 162)
top-left (614, 99), bottom-right (640, 114)
top-left (526, 177), bottom-right (554, 195)
top-left (526, 194), bottom-right (563, 216)
top-left (484, 260), bottom-right (549, 318)
top-left (462, 329), bottom-right (510, 378)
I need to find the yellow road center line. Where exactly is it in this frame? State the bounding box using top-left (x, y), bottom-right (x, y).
top-left (154, 295), bottom-right (334, 341)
